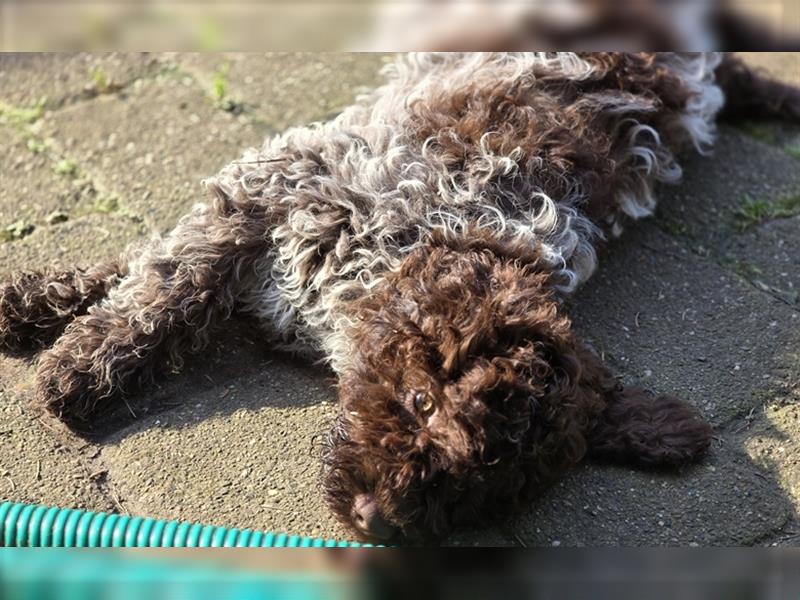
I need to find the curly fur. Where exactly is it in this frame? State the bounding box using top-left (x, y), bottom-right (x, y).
top-left (0, 261), bottom-right (125, 351)
top-left (1, 52), bottom-right (796, 541)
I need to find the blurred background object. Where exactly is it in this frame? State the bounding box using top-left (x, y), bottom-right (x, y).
top-left (0, 548), bottom-right (363, 600)
top-left (359, 0), bottom-right (800, 51)
top-left (0, 0), bottom-right (797, 51)
top-left (2, 548), bottom-right (800, 600)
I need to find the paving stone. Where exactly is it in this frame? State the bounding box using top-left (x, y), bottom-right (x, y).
top-left (505, 443), bottom-right (789, 546)
top-left (171, 53), bottom-right (390, 130)
top-left (500, 191), bottom-right (800, 545)
top-left (0, 122), bottom-right (144, 275)
top-left (0, 53), bottom-right (163, 109)
top-left (0, 57), bottom-right (160, 521)
top-left (0, 213), bottom-right (143, 274)
top-left (740, 400), bottom-right (800, 546)
top-left (656, 126), bottom-right (800, 250)
top-left (725, 215), bottom-right (800, 308)
top-left (744, 402), bottom-right (800, 499)
top-left (572, 223), bottom-right (800, 426)
top-left (0, 124), bottom-right (83, 228)
top-left (98, 318), bottom-right (349, 540)
top-left (678, 132), bottom-right (800, 311)
top-left (0, 354), bottom-right (113, 512)
top-left (38, 73), bottom-right (271, 229)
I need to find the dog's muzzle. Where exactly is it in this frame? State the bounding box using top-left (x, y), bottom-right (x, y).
top-left (352, 493), bottom-right (397, 540)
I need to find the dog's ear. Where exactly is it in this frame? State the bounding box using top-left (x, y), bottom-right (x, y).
top-left (577, 344), bottom-right (713, 468)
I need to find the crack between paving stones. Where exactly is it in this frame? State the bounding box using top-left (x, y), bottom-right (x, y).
top-left (28, 411), bottom-right (124, 515)
top-left (636, 234), bottom-right (800, 315)
top-left (635, 233), bottom-right (799, 437)
top-left (27, 61), bottom-right (177, 114)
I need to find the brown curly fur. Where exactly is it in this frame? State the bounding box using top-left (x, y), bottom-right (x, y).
top-left (322, 233), bottom-right (710, 540)
top-left (0, 260), bottom-right (125, 352)
top-left (33, 193), bottom-right (277, 427)
top-left (408, 52), bottom-right (694, 227)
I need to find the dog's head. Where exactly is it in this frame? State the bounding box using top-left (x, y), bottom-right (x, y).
top-left (322, 235), bottom-right (598, 541)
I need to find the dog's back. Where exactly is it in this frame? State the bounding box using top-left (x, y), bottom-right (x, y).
top-left (222, 53), bottom-right (723, 369)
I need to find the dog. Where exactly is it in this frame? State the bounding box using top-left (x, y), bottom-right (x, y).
top-left (1, 53), bottom-right (798, 542)
top-left (359, 0), bottom-right (800, 53)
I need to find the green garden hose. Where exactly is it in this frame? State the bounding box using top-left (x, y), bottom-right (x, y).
top-left (0, 501), bottom-right (371, 548)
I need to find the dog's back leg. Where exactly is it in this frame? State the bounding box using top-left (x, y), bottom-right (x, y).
top-left (716, 53), bottom-right (800, 122)
top-left (34, 196), bottom-right (272, 429)
top-left (0, 260), bottom-right (126, 351)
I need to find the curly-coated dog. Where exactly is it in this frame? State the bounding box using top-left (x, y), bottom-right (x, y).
top-left (2, 53), bottom-right (798, 542)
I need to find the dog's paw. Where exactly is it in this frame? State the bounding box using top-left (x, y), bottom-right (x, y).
top-left (626, 394), bottom-right (712, 467)
top-left (1, 265), bottom-right (122, 353)
top-left (0, 272), bottom-right (62, 351)
top-left (34, 332), bottom-right (111, 428)
top-left (589, 387), bottom-right (712, 469)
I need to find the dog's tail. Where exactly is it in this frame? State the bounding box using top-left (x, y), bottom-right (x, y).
top-left (0, 259), bottom-right (126, 352)
top-left (716, 53), bottom-right (800, 122)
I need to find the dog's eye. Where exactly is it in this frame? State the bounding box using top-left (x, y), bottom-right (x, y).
top-left (413, 391), bottom-right (434, 415)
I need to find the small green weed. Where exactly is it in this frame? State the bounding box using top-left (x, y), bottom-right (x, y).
top-left (53, 159), bottom-right (78, 177)
top-left (210, 64), bottom-right (244, 114)
top-left (785, 144), bottom-right (800, 160)
top-left (734, 193), bottom-right (800, 230)
top-left (26, 138), bottom-right (47, 154)
top-left (1, 220), bottom-right (35, 242)
top-left (90, 66), bottom-right (109, 92)
top-left (0, 99), bottom-right (44, 126)
top-left (738, 121), bottom-right (778, 145)
top-left (92, 195), bottom-right (120, 214)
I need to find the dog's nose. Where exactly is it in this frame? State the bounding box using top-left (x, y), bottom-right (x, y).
top-left (353, 493), bottom-right (397, 540)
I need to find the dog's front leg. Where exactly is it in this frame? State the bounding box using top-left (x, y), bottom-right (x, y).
top-left (587, 384), bottom-right (713, 469)
top-left (34, 199), bottom-right (271, 429)
top-left (578, 346), bottom-right (713, 469)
